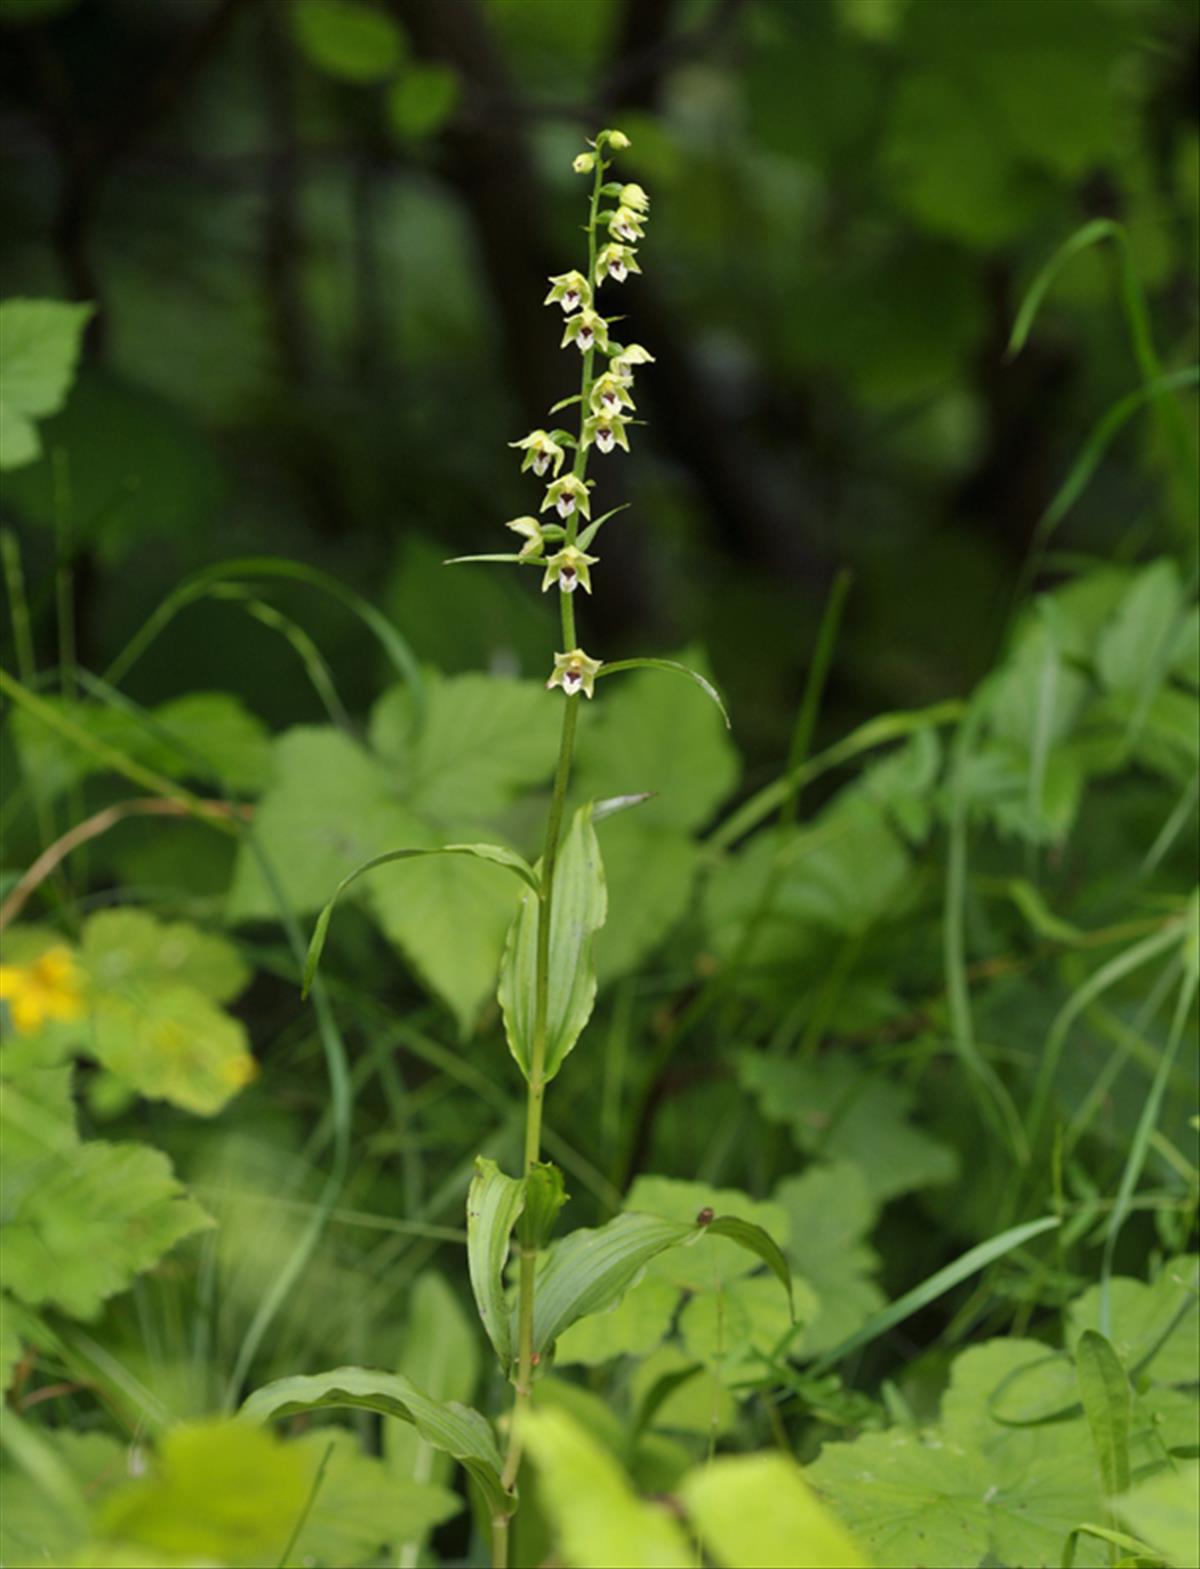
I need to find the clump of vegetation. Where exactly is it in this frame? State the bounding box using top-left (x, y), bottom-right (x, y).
top-left (1, 70), bottom-right (1197, 1569)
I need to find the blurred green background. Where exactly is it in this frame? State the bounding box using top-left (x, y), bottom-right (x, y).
top-left (2, 0), bottom-right (1196, 774)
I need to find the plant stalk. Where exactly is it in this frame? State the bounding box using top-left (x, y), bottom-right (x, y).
top-left (493, 148), bottom-right (608, 1569)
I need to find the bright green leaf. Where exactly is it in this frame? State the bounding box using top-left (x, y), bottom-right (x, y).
top-left (1115, 1463), bottom-right (1200, 1569)
top-left (682, 1453), bottom-right (867, 1568)
top-left (0, 299), bottom-right (92, 470)
top-left (1076, 1330), bottom-right (1132, 1496)
top-left (290, 0), bottom-right (404, 83)
top-left (466, 1156), bottom-right (525, 1374)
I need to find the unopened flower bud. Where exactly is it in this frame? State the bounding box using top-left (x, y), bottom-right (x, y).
top-left (606, 129), bottom-right (631, 150)
top-left (610, 342), bottom-right (656, 382)
top-left (542, 545), bottom-right (598, 595)
top-left (573, 151), bottom-right (596, 174)
top-left (619, 183), bottom-right (649, 213)
top-left (505, 516), bottom-right (546, 559)
top-left (547, 647), bottom-right (603, 698)
top-left (542, 474), bottom-right (592, 521)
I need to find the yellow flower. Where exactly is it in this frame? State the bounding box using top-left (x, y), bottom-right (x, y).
top-left (0, 946), bottom-right (86, 1035)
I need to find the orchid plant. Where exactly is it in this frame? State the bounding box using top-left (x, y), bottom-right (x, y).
top-left (247, 129), bottom-right (787, 1569)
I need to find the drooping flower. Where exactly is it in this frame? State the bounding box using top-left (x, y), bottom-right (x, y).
top-left (541, 545), bottom-right (598, 595)
top-left (590, 372), bottom-right (635, 417)
top-left (581, 414), bottom-right (631, 455)
top-left (547, 647), bottom-right (603, 698)
top-left (561, 309), bottom-right (609, 356)
top-left (595, 243), bottom-right (641, 286)
top-left (505, 516), bottom-right (547, 559)
top-left (542, 474), bottom-right (592, 520)
top-left (610, 342), bottom-right (656, 382)
top-left (619, 182), bottom-right (650, 214)
top-left (508, 429), bottom-right (566, 479)
top-left (0, 947), bottom-right (85, 1036)
top-left (543, 270), bottom-right (593, 314)
top-left (573, 152), bottom-right (596, 174)
top-left (608, 206), bottom-right (645, 244)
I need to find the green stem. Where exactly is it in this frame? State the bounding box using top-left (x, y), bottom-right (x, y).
top-left (494, 152), bottom-right (608, 1560)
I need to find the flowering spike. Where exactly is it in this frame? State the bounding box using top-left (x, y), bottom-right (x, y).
top-left (547, 647), bottom-right (603, 698)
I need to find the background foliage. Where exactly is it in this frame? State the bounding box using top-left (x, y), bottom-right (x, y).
top-left (0, 1), bottom-right (1197, 1566)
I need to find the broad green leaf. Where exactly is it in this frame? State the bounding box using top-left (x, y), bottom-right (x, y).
top-left (704, 1217), bottom-right (794, 1316)
top-left (10, 691), bottom-right (271, 800)
top-left (227, 727), bottom-right (522, 1032)
top-left (369, 673), bottom-right (560, 824)
top-left (554, 1275), bottom-right (679, 1368)
top-left (1075, 1330), bottom-right (1132, 1496)
top-left (740, 1054), bottom-right (957, 1203)
top-left (82, 910), bottom-right (250, 1005)
top-left (594, 817), bottom-right (699, 981)
top-left (678, 1275), bottom-right (813, 1383)
top-left (631, 1345), bottom-right (735, 1437)
top-left (1096, 560), bottom-right (1185, 697)
top-left (527, 1212), bottom-right (695, 1360)
top-left (681, 1453), bottom-right (867, 1568)
top-left (0, 299), bottom-right (92, 470)
top-left (624, 1177), bottom-right (790, 1293)
top-left (1115, 1463), bottom-right (1200, 1569)
top-left (96, 1420), bottom-right (308, 1566)
top-left (387, 63), bottom-right (459, 140)
top-left (574, 648), bottom-right (739, 830)
top-left (775, 1161), bottom-right (885, 1356)
top-left (522, 1160), bottom-right (568, 1250)
top-left (240, 1365), bottom-right (513, 1518)
top-left (1, 1429), bottom-right (122, 1564)
top-left (521, 1407), bottom-right (691, 1569)
top-left (302, 842), bottom-right (538, 995)
top-left (87, 988), bottom-right (255, 1116)
top-left (284, 1430), bottom-right (459, 1568)
top-left (386, 1273), bottom-right (476, 1555)
top-left (1068, 1259), bottom-right (1199, 1386)
top-left (1, 1139), bottom-right (211, 1319)
top-left (811, 1335), bottom-right (1106, 1568)
top-left (498, 802), bottom-right (607, 1083)
top-left (290, 0), bottom-right (405, 82)
top-left (466, 1156), bottom-right (526, 1373)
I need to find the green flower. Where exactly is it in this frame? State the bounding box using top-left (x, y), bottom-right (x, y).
top-left (505, 516), bottom-right (546, 559)
top-left (608, 206), bottom-right (646, 244)
top-left (573, 151), bottom-right (596, 174)
top-left (590, 372), bottom-right (636, 417)
top-left (541, 545), bottom-right (598, 595)
top-left (610, 342), bottom-right (656, 382)
top-left (619, 182), bottom-right (650, 214)
top-left (547, 647), bottom-right (603, 698)
top-left (561, 309), bottom-right (609, 356)
top-left (543, 270), bottom-right (592, 313)
top-left (542, 473), bottom-right (592, 521)
top-left (508, 429), bottom-right (566, 479)
top-left (582, 414), bottom-right (631, 456)
top-left (595, 242), bottom-right (641, 286)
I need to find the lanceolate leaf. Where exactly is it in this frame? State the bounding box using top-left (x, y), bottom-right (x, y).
top-left (527, 1213), bottom-right (695, 1360)
top-left (303, 843), bottom-right (539, 996)
top-left (525, 1208), bottom-right (795, 1363)
top-left (466, 1158), bottom-right (526, 1373)
top-left (240, 1367), bottom-right (514, 1518)
top-left (706, 1216), bottom-right (795, 1320)
top-left (596, 657), bottom-right (731, 729)
top-left (498, 803), bottom-right (607, 1083)
top-left (1075, 1330), bottom-right (1132, 1497)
